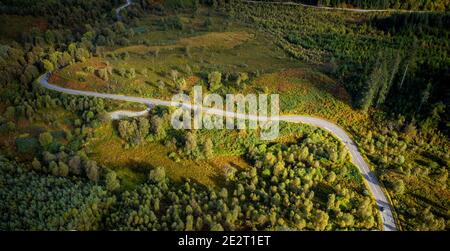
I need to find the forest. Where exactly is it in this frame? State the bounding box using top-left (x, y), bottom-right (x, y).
top-left (1, 131), bottom-right (382, 230)
top-left (252, 0), bottom-right (450, 11)
top-left (0, 0), bottom-right (448, 231)
top-left (227, 2), bottom-right (449, 134)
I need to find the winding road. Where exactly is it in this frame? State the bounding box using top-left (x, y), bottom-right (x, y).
top-left (38, 71), bottom-right (397, 231)
top-left (115, 0), bottom-right (133, 20)
top-left (36, 0), bottom-right (397, 231)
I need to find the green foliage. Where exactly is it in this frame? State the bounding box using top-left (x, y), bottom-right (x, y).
top-left (359, 113), bottom-right (449, 230)
top-left (117, 117), bottom-right (150, 146)
top-left (0, 156), bottom-right (114, 230)
top-left (160, 16), bottom-right (184, 30)
top-left (105, 170), bottom-right (120, 192)
top-left (208, 71), bottom-right (222, 91)
top-left (16, 137), bottom-right (39, 154)
top-left (38, 132), bottom-right (53, 149)
top-left (107, 133), bottom-right (378, 230)
top-left (252, 0), bottom-right (449, 11)
top-left (0, 0), bottom-right (448, 232)
top-left (390, 178), bottom-right (405, 195)
top-left (0, 128), bottom-right (378, 230)
top-left (42, 59), bottom-right (54, 72)
top-left (184, 131), bottom-right (198, 156)
top-left (420, 102), bottom-right (446, 133)
top-left (203, 137), bottom-right (214, 159)
top-left (96, 68), bottom-right (110, 81)
top-left (149, 166), bottom-right (166, 183)
top-left (229, 3), bottom-right (449, 127)
top-left (85, 160), bottom-right (100, 182)
top-left (236, 72), bottom-right (249, 87)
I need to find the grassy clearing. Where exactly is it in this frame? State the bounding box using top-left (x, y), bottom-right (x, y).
top-left (238, 67), bottom-right (368, 127)
top-left (87, 123), bottom-right (251, 188)
top-left (87, 118), bottom-right (349, 188)
top-left (49, 8), bottom-right (303, 98)
top-left (50, 58), bottom-right (109, 91)
top-left (51, 29), bottom-right (302, 99)
top-left (114, 31), bottom-right (253, 55)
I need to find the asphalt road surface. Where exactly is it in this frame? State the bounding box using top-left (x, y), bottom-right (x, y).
top-left (115, 0), bottom-right (132, 20)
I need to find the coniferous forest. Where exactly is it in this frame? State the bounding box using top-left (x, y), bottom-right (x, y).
top-left (254, 0), bottom-right (450, 11)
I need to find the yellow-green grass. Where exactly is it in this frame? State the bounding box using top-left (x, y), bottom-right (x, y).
top-left (50, 10), bottom-right (300, 96)
top-left (87, 123), bottom-right (251, 188)
top-left (106, 100), bottom-right (149, 112)
top-left (87, 117), bottom-right (353, 189)
top-left (51, 29), bottom-right (301, 99)
top-left (115, 10), bottom-right (256, 55)
top-left (239, 67), bottom-right (368, 128)
top-left (50, 58), bottom-right (109, 91)
top-left (114, 31), bottom-right (254, 55)
top-left (128, 7), bottom-right (248, 45)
